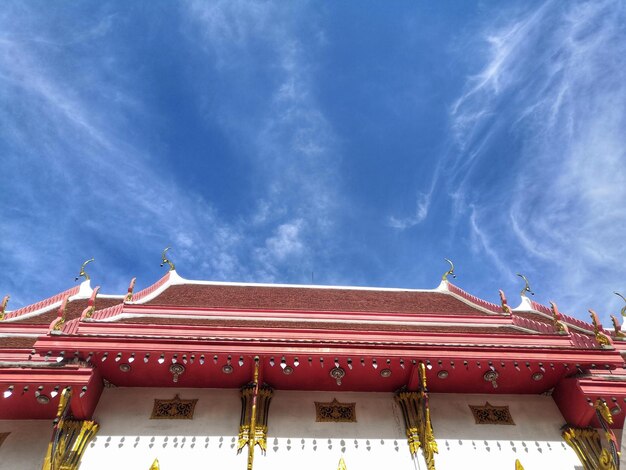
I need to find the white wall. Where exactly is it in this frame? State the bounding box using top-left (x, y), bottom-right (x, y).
top-left (0, 420), bottom-right (51, 470)
top-left (430, 393), bottom-right (582, 470)
top-left (1, 388), bottom-right (580, 470)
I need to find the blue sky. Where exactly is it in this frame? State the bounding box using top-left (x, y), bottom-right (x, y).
top-left (1, 1), bottom-right (625, 323)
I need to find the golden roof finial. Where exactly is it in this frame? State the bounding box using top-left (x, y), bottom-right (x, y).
top-left (149, 458), bottom-right (160, 470)
top-left (515, 459), bottom-right (524, 470)
top-left (615, 292), bottom-right (626, 317)
top-left (0, 295), bottom-right (9, 321)
top-left (337, 457), bottom-right (347, 470)
top-left (589, 309), bottom-right (612, 347)
top-left (75, 258), bottom-right (94, 281)
top-left (442, 258), bottom-right (456, 281)
top-left (517, 274), bottom-right (534, 297)
top-left (160, 247), bottom-right (175, 271)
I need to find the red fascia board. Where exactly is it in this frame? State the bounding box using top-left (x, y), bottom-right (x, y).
top-left (69, 323), bottom-right (560, 347)
top-left (0, 324), bottom-right (48, 335)
top-left (0, 367), bottom-right (94, 384)
top-left (116, 304), bottom-right (509, 323)
top-left (33, 336), bottom-right (624, 366)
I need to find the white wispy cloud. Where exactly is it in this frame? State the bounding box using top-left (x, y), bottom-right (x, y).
top-left (0, 2), bottom-right (342, 305)
top-left (448, 0), bottom-right (626, 319)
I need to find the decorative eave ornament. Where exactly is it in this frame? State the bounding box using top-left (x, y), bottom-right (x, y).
top-left (499, 290), bottom-right (512, 315)
top-left (0, 295), bottom-right (8, 321)
top-left (75, 258), bottom-right (94, 282)
top-left (589, 310), bottom-right (613, 348)
top-left (441, 258), bottom-right (456, 282)
top-left (515, 460), bottom-right (524, 470)
top-left (80, 286), bottom-right (100, 320)
top-left (149, 459), bottom-right (160, 470)
top-left (125, 277), bottom-right (137, 302)
top-left (50, 296), bottom-right (70, 332)
top-left (610, 315), bottom-right (626, 340)
top-left (549, 301), bottom-right (569, 335)
top-left (160, 247), bottom-right (175, 271)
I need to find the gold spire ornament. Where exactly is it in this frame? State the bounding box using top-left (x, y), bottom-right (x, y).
top-left (517, 274), bottom-right (534, 297)
top-left (160, 247), bottom-right (175, 271)
top-left (75, 258), bottom-right (94, 281)
top-left (149, 458), bottom-right (160, 470)
top-left (515, 459), bottom-right (524, 470)
top-left (441, 258), bottom-right (456, 281)
top-left (337, 457), bottom-right (347, 470)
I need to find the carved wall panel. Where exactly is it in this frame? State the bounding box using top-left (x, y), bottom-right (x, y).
top-left (150, 394), bottom-right (198, 419)
top-left (469, 402), bottom-right (515, 425)
top-left (315, 398), bottom-right (356, 423)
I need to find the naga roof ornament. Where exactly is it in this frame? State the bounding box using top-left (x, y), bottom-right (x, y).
top-left (589, 309), bottom-right (613, 348)
top-left (499, 290), bottom-right (512, 315)
top-left (0, 295), bottom-right (8, 321)
top-left (441, 258), bottom-right (456, 281)
top-left (75, 258), bottom-right (94, 282)
top-left (81, 286), bottom-right (100, 320)
top-left (549, 301), bottom-right (568, 334)
top-left (125, 277), bottom-right (137, 302)
top-left (160, 247), bottom-right (175, 271)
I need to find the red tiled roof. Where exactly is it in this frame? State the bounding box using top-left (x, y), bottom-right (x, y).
top-left (145, 284), bottom-right (494, 315)
top-left (0, 336), bottom-right (37, 348)
top-left (9, 298), bottom-right (121, 325)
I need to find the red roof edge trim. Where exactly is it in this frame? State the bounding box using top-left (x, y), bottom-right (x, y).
top-left (529, 299), bottom-right (598, 334)
top-left (445, 283), bottom-right (502, 314)
top-left (3, 285), bottom-right (81, 321)
top-left (511, 314), bottom-right (555, 334)
top-left (89, 303), bottom-right (124, 321)
top-left (130, 272), bottom-right (171, 303)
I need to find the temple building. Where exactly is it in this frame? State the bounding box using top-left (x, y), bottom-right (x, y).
top-left (1, 255), bottom-right (625, 469)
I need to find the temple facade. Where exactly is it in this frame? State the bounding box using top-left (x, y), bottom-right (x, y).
top-left (1, 258), bottom-right (625, 470)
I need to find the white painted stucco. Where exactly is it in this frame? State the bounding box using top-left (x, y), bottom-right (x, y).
top-left (0, 420), bottom-right (51, 470)
top-left (429, 393), bottom-right (581, 470)
top-left (0, 389), bottom-right (587, 469)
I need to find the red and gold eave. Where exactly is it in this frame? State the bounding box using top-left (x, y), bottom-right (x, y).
top-left (2, 270), bottom-right (626, 430)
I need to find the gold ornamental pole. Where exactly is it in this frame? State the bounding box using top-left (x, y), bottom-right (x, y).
top-left (247, 356), bottom-right (260, 470)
